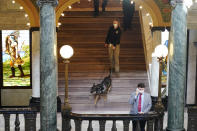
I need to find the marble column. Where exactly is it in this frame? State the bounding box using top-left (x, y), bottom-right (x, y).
top-left (167, 0), bottom-right (187, 131)
top-left (37, 0), bottom-right (58, 130)
top-left (186, 30), bottom-right (197, 105)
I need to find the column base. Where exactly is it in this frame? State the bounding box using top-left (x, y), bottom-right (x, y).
top-left (29, 97), bottom-right (40, 111)
top-left (151, 96), bottom-right (168, 111)
top-left (166, 128), bottom-right (185, 131)
top-left (29, 96), bottom-right (62, 112)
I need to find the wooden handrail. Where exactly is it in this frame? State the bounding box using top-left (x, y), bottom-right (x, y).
top-left (69, 111), bottom-right (162, 120)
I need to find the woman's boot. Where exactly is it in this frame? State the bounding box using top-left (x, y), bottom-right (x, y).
top-left (18, 65), bottom-right (24, 77)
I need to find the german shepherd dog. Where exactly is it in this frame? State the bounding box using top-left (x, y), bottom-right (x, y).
top-left (90, 69), bottom-right (112, 95)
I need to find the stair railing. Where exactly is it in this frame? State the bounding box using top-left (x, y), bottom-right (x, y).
top-left (62, 111), bottom-right (164, 131)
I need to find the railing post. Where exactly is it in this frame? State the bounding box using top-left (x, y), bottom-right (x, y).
top-left (154, 113), bottom-right (164, 131)
top-left (136, 121), bottom-right (141, 131)
top-left (188, 106), bottom-right (197, 131)
top-left (15, 114), bottom-right (20, 131)
top-left (99, 120), bottom-right (106, 131)
top-left (147, 119), bottom-right (154, 131)
top-left (87, 120), bottom-right (93, 131)
top-left (123, 120), bottom-right (130, 131)
top-left (62, 111), bottom-right (71, 131)
top-left (111, 120), bottom-right (117, 131)
top-left (3, 114), bottom-right (10, 131)
top-left (74, 119), bottom-right (82, 131)
top-left (154, 118), bottom-right (159, 131)
top-left (24, 113), bottom-right (37, 131)
top-left (159, 113), bottom-right (164, 131)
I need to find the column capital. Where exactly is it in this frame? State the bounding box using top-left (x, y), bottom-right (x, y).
top-left (170, 0), bottom-right (184, 7)
top-left (37, 0), bottom-right (58, 7)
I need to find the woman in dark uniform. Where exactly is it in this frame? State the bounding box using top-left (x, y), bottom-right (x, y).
top-left (105, 20), bottom-right (122, 73)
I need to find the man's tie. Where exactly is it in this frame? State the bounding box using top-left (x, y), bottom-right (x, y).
top-left (138, 93), bottom-right (142, 112)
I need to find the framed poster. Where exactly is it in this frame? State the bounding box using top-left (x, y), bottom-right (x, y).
top-left (0, 30), bottom-right (31, 88)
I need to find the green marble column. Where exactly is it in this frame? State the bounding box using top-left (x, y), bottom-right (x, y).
top-left (37, 0), bottom-right (58, 131)
top-left (167, 0), bottom-right (187, 131)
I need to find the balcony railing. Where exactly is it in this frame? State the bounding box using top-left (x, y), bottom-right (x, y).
top-left (0, 108), bottom-right (165, 131)
top-left (0, 108), bottom-right (37, 131)
top-left (62, 111), bottom-right (164, 131)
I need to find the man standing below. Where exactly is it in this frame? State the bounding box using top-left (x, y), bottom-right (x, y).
top-left (105, 20), bottom-right (121, 73)
top-left (129, 83), bottom-right (152, 131)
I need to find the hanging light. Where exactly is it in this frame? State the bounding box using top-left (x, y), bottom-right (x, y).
top-left (61, 13), bottom-right (65, 16)
top-left (25, 14), bottom-right (28, 17)
top-left (146, 13), bottom-right (150, 16)
top-left (20, 6), bottom-right (23, 10)
top-left (12, 0), bottom-right (15, 4)
top-left (27, 23), bottom-right (30, 26)
top-left (58, 22), bottom-right (61, 26)
top-left (139, 6), bottom-right (143, 9)
top-left (68, 6), bottom-right (72, 9)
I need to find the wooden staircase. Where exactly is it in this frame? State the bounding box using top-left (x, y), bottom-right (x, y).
top-left (57, 11), bottom-right (148, 113)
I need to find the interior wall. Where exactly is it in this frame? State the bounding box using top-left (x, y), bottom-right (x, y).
top-left (0, 0), bottom-right (29, 30)
top-left (0, 0), bottom-right (31, 106)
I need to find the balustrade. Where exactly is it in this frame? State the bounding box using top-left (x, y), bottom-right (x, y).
top-left (62, 111), bottom-right (164, 131)
top-left (0, 108), bottom-right (37, 131)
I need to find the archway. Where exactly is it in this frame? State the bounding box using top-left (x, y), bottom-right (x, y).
top-left (55, 0), bottom-right (170, 27)
top-left (15, 0), bottom-right (39, 27)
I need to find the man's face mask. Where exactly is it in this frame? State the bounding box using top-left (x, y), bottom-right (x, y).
top-left (139, 90), bottom-right (144, 94)
top-left (138, 88), bottom-right (144, 94)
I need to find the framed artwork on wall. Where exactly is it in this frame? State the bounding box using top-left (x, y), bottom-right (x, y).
top-left (0, 30), bottom-right (31, 88)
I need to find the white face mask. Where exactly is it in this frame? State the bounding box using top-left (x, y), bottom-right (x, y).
top-left (113, 24), bottom-right (118, 28)
top-left (139, 90), bottom-right (144, 94)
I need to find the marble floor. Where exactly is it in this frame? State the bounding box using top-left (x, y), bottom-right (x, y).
top-left (0, 110), bottom-right (188, 131)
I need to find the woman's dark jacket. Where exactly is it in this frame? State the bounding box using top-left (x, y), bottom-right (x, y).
top-left (105, 26), bottom-right (121, 46)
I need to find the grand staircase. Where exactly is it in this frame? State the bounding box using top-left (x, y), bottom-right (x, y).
top-left (57, 11), bottom-right (148, 113)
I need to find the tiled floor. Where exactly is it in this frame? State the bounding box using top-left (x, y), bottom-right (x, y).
top-left (0, 110), bottom-right (188, 131)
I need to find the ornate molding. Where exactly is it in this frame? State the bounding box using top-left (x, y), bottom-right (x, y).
top-left (36, 0), bottom-right (58, 7)
top-left (170, 0), bottom-right (184, 7)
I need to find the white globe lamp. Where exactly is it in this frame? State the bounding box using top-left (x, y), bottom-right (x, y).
top-left (60, 45), bottom-right (74, 59)
top-left (154, 44), bottom-right (168, 58)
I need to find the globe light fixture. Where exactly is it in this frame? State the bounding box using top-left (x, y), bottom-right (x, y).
top-left (154, 44), bottom-right (168, 58)
top-left (60, 45), bottom-right (74, 113)
top-left (60, 45), bottom-right (74, 59)
top-left (154, 44), bottom-right (168, 113)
